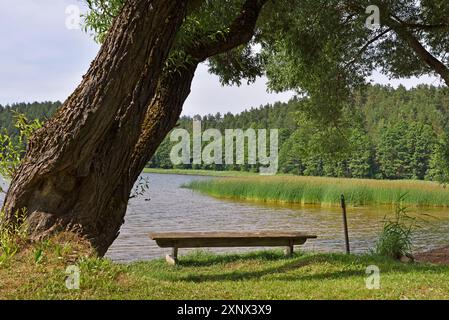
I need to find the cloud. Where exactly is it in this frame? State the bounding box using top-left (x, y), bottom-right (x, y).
top-left (183, 64), bottom-right (295, 116)
top-left (0, 0), bottom-right (441, 115)
top-left (0, 0), bottom-right (99, 104)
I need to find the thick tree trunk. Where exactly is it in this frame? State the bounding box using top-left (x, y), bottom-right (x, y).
top-left (1, 0), bottom-right (187, 255)
top-left (1, 0), bottom-right (266, 257)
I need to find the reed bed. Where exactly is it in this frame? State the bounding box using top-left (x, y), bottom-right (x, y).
top-left (185, 176), bottom-right (449, 207)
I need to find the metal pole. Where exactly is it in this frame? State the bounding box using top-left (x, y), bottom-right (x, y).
top-left (341, 194), bottom-right (350, 254)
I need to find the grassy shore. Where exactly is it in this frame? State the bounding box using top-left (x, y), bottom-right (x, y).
top-left (185, 175), bottom-right (449, 207)
top-left (2, 242), bottom-right (449, 299)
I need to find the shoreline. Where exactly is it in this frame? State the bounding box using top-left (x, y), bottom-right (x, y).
top-left (143, 168), bottom-right (260, 177)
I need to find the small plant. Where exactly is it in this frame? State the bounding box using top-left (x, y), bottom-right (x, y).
top-left (34, 247), bottom-right (44, 264)
top-left (0, 112), bottom-right (42, 180)
top-left (374, 194), bottom-right (416, 260)
top-left (32, 239), bottom-right (52, 265)
top-left (0, 208), bottom-right (28, 266)
top-left (0, 233), bottom-right (19, 266)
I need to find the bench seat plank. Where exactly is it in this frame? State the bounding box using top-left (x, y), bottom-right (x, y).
top-left (150, 231), bottom-right (317, 248)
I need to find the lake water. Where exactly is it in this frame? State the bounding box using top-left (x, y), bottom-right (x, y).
top-left (2, 173), bottom-right (449, 262)
top-left (106, 173), bottom-right (449, 262)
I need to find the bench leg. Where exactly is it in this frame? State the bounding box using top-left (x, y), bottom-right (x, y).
top-left (166, 247), bottom-right (178, 265)
top-left (284, 241), bottom-right (294, 257)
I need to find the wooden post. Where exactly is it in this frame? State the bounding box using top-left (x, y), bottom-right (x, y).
top-left (284, 239), bottom-right (294, 256)
top-left (341, 194), bottom-right (350, 254)
top-left (165, 246), bottom-right (178, 265)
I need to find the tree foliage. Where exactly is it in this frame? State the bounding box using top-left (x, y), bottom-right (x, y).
top-left (0, 113), bottom-right (43, 180)
top-left (83, 0), bottom-right (449, 125)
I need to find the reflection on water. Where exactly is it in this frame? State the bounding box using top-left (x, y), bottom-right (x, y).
top-left (106, 173), bottom-right (449, 262)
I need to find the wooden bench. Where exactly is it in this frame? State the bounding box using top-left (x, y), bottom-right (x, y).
top-left (149, 231), bottom-right (317, 265)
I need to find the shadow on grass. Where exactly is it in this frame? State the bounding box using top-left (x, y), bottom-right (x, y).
top-left (167, 251), bottom-right (449, 283)
top-left (177, 254), bottom-right (353, 282)
top-left (177, 250), bottom-right (291, 267)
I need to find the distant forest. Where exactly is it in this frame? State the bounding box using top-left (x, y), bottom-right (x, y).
top-left (2, 85), bottom-right (449, 181)
top-left (0, 101), bottom-right (61, 135)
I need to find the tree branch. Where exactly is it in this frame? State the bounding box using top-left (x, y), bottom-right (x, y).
top-left (381, 11), bottom-right (449, 86)
top-left (188, 0), bottom-right (267, 62)
top-left (344, 27), bottom-right (392, 69)
top-left (345, 1), bottom-right (449, 87)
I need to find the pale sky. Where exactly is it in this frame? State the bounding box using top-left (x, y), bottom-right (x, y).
top-left (0, 0), bottom-right (442, 116)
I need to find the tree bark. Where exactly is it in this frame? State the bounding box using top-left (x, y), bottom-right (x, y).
top-left (1, 0), bottom-right (187, 255)
top-left (383, 16), bottom-right (449, 87)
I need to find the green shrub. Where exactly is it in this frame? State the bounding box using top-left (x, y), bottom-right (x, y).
top-left (374, 195), bottom-right (415, 259)
top-left (0, 112), bottom-right (42, 180)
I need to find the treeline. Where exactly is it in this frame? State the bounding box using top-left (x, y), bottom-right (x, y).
top-left (2, 85), bottom-right (449, 181)
top-left (150, 85), bottom-right (449, 181)
top-left (148, 100), bottom-right (299, 172)
top-left (0, 102), bottom-right (61, 136)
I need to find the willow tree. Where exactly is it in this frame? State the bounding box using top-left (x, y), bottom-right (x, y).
top-left (83, 0), bottom-right (449, 191)
top-left (259, 0), bottom-right (449, 164)
top-left (1, 0), bottom-right (269, 256)
top-left (2, 0), bottom-right (449, 255)
top-left (261, 0), bottom-right (449, 119)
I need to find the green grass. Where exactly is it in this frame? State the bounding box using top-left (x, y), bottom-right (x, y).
top-left (2, 249), bottom-right (449, 299)
top-left (143, 168), bottom-right (258, 177)
top-left (185, 175), bottom-right (449, 207)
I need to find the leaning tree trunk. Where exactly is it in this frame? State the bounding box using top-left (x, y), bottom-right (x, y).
top-left (1, 0), bottom-right (266, 256)
top-left (96, 0), bottom-right (267, 254)
top-left (1, 0), bottom-right (187, 255)
top-left (128, 0), bottom-right (268, 183)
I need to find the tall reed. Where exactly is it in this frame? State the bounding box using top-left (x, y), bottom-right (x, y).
top-left (185, 176), bottom-right (449, 207)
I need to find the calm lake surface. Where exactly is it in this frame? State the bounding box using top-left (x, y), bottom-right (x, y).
top-left (106, 173), bottom-right (449, 262)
